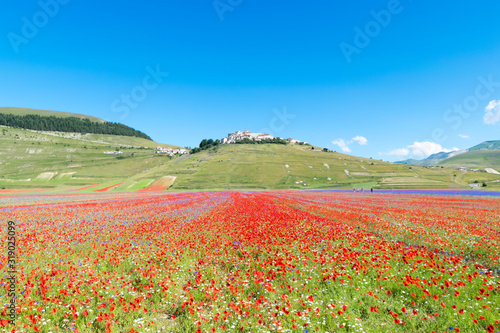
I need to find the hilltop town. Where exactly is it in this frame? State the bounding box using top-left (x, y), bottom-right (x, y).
top-left (221, 130), bottom-right (304, 144)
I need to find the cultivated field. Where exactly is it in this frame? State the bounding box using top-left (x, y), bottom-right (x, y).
top-left (3, 126), bottom-right (500, 192)
top-left (143, 145), bottom-right (500, 191)
top-left (0, 126), bottom-right (179, 191)
top-left (1, 191), bottom-right (499, 332)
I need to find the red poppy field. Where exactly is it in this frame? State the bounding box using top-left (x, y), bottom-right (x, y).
top-left (1, 191), bottom-right (499, 333)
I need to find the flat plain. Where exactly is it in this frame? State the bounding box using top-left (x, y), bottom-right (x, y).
top-left (1, 190), bottom-right (499, 332)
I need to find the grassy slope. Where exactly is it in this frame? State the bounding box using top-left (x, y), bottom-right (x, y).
top-left (469, 140), bottom-right (500, 151)
top-left (131, 144), bottom-right (500, 190)
top-left (438, 150), bottom-right (500, 169)
top-left (0, 107), bottom-right (107, 123)
top-left (0, 126), bottom-right (179, 190)
top-left (1, 126), bottom-right (499, 191)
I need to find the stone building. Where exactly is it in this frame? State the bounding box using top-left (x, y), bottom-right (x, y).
top-left (221, 130), bottom-right (274, 144)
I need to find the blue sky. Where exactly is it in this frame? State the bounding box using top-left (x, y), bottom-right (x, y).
top-left (1, 0), bottom-right (500, 161)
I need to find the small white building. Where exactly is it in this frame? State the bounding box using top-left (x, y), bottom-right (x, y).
top-left (287, 138), bottom-right (302, 144)
top-left (156, 147), bottom-right (189, 156)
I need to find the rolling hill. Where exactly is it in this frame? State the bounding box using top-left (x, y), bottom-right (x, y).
top-left (438, 150), bottom-right (500, 170)
top-left (1, 108), bottom-right (500, 192)
top-left (0, 107), bottom-right (106, 123)
top-left (1, 127), bottom-right (499, 191)
top-left (107, 143), bottom-right (500, 191)
top-left (0, 125), bottom-right (180, 192)
top-left (397, 140), bottom-right (500, 171)
top-left (469, 140), bottom-right (500, 151)
top-left (0, 107), bottom-right (151, 140)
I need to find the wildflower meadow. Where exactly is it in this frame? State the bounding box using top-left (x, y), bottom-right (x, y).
top-left (1, 191), bottom-right (499, 332)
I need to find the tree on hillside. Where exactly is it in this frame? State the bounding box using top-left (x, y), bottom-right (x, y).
top-left (191, 138), bottom-right (220, 154)
top-left (0, 113), bottom-right (152, 140)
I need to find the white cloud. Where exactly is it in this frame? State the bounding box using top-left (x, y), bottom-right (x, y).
top-left (484, 100), bottom-right (500, 125)
top-left (382, 141), bottom-right (458, 159)
top-left (352, 136), bottom-right (368, 145)
top-left (458, 134), bottom-right (470, 139)
top-left (408, 141), bottom-right (458, 158)
top-left (332, 136), bottom-right (368, 153)
top-left (332, 139), bottom-right (351, 153)
top-left (385, 148), bottom-right (410, 157)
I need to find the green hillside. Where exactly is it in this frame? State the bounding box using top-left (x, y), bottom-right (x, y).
top-left (438, 150), bottom-right (500, 170)
top-left (0, 107), bottom-right (151, 140)
top-left (0, 107), bottom-right (106, 123)
top-left (469, 140), bottom-right (500, 151)
top-left (0, 126), bottom-right (180, 191)
top-left (1, 124), bottom-right (500, 192)
top-left (124, 144), bottom-right (500, 190)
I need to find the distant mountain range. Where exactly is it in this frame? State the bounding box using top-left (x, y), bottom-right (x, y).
top-left (396, 141), bottom-right (500, 169)
top-left (396, 149), bottom-right (468, 166)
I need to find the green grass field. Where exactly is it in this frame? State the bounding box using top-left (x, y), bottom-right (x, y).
top-left (1, 126), bottom-right (500, 192)
top-left (133, 144), bottom-right (500, 190)
top-left (438, 150), bottom-right (500, 170)
top-left (0, 126), bottom-right (179, 191)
